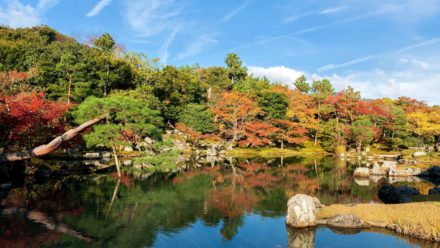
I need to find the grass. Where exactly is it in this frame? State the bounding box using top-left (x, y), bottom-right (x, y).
top-left (317, 202), bottom-right (440, 242)
top-left (226, 141), bottom-right (327, 158)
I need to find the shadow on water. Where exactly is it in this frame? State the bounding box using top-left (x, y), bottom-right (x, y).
top-left (0, 156), bottom-right (437, 247)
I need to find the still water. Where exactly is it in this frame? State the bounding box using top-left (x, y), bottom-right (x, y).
top-left (0, 156), bottom-right (438, 247)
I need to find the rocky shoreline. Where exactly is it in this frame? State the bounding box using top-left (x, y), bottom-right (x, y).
top-left (286, 194), bottom-right (440, 243)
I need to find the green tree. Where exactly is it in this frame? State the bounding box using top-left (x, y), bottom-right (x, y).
top-left (178, 103), bottom-right (216, 133)
top-left (225, 53), bottom-right (247, 84)
top-left (294, 75), bottom-right (310, 94)
top-left (258, 92), bottom-right (288, 120)
top-left (94, 33), bottom-right (116, 52)
top-left (54, 52), bottom-right (85, 103)
top-left (73, 95), bottom-right (163, 177)
top-left (351, 115), bottom-right (375, 153)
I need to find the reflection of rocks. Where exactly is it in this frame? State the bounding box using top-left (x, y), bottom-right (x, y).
top-left (378, 185), bottom-right (420, 203)
top-left (353, 167), bottom-right (370, 177)
top-left (428, 187), bottom-right (440, 195)
top-left (328, 227), bottom-right (362, 235)
top-left (354, 178), bottom-right (369, 186)
top-left (286, 194), bottom-right (322, 227)
top-left (287, 227), bottom-right (315, 248)
top-left (370, 175), bottom-right (386, 183)
top-left (420, 166), bottom-right (440, 177)
top-left (388, 176), bottom-right (421, 184)
top-left (327, 214), bottom-right (368, 229)
top-left (388, 167), bottom-right (422, 177)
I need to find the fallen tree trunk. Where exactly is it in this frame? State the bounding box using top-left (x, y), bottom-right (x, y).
top-left (0, 115), bottom-right (106, 162)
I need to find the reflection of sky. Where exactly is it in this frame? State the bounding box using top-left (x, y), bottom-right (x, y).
top-left (153, 214), bottom-right (418, 248)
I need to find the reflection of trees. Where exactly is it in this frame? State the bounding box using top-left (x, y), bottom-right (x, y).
top-left (1, 156), bottom-right (386, 246)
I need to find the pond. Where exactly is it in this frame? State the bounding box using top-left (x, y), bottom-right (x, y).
top-left (0, 156), bottom-right (438, 247)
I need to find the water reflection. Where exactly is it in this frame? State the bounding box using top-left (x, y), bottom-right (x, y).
top-left (0, 156), bottom-right (437, 247)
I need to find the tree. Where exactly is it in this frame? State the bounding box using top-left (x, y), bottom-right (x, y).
top-left (351, 115), bottom-right (375, 153)
top-left (225, 53), bottom-right (247, 84)
top-left (0, 92), bottom-right (71, 149)
top-left (211, 92), bottom-right (260, 143)
top-left (94, 33), bottom-right (116, 52)
top-left (73, 95), bottom-right (163, 177)
top-left (178, 103), bottom-right (216, 133)
top-left (55, 53), bottom-right (85, 103)
top-left (271, 119), bottom-right (308, 149)
top-left (294, 75), bottom-right (310, 94)
top-left (407, 108), bottom-right (440, 144)
top-left (258, 92), bottom-right (288, 120)
top-left (311, 79), bottom-right (334, 105)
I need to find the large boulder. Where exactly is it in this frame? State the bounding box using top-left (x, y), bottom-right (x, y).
top-left (353, 167), bottom-right (370, 178)
top-left (378, 185), bottom-right (420, 203)
top-left (286, 194), bottom-right (322, 227)
top-left (327, 214), bottom-right (368, 229)
top-left (388, 167), bottom-right (422, 177)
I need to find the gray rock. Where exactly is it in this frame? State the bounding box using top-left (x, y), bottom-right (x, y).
top-left (101, 152), bottom-right (112, 158)
top-left (353, 167), bottom-right (370, 178)
top-left (413, 151), bottom-right (427, 157)
top-left (380, 160), bottom-right (397, 169)
top-left (327, 214), bottom-right (368, 229)
top-left (370, 165), bottom-right (388, 176)
top-left (388, 167), bottom-right (422, 177)
top-left (354, 178), bottom-right (369, 186)
top-left (124, 146), bottom-right (134, 152)
top-left (286, 194), bottom-right (322, 227)
top-left (83, 152), bottom-right (101, 159)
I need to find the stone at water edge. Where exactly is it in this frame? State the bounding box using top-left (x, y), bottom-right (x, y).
top-left (327, 214), bottom-right (368, 229)
top-left (388, 167), bottom-right (422, 177)
top-left (353, 167), bottom-right (370, 177)
top-left (428, 187), bottom-right (440, 195)
top-left (412, 151), bottom-right (427, 157)
top-left (286, 194), bottom-right (322, 227)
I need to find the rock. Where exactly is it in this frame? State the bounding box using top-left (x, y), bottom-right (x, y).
top-left (413, 151), bottom-right (427, 157)
top-left (286, 194), bottom-right (322, 227)
top-left (124, 146), bottom-right (134, 152)
top-left (428, 187), bottom-right (440, 195)
top-left (369, 175), bottom-right (386, 183)
top-left (354, 178), bottom-right (369, 186)
top-left (144, 137), bottom-right (154, 144)
top-left (380, 160), bottom-right (397, 169)
top-left (370, 165), bottom-right (388, 176)
top-left (388, 176), bottom-right (421, 184)
top-left (83, 152), bottom-right (101, 159)
top-left (353, 167), bottom-right (370, 178)
top-left (327, 214), bottom-right (368, 229)
top-left (419, 166), bottom-right (440, 177)
top-left (122, 160), bottom-right (133, 166)
top-left (378, 185), bottom-right (420, 204)
top-left (101, 152), bottom-right (112, 158)
top-left (287, 228), bottom-right (315, 248)
top-left (388, 167), bottom-right (422, 177)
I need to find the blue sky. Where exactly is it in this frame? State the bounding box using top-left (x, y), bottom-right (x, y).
top-left (1, 0), bottom-right (440, 104)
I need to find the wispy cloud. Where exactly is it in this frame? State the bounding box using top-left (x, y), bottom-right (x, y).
top-left (177, 34), bottom-right (218, 60)
top-left (87, 0), bottom-right (111, 17)
top-left (283, 11), bottom-right (314, 23)
top-left (220, 0), bottom-right (253, 23)
top-left (0, 0), bottom-right (58, 28)
top-left (320, 6), bottom-right (346, 15)
top-left (123, 0), bottom-right (182, 37)
top-left (248, 66), bottom-right (304, 85)
top-left (158, 25), bottom-right (182, 64)
top-left (318, 37), bottom-right (440, 72)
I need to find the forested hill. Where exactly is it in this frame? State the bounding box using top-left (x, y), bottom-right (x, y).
top-left (1, 26), bottom-right (439, 156)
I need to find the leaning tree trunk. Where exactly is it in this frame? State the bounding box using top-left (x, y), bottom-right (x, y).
top-left (0, 115), bottom-right (106, 162)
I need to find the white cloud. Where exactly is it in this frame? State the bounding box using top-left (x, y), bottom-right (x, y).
top-left (283, 11), bottom-right (314, 23)
top-left (123, 0), bottom-right (182, 37)
top-left (248, 66), bottom-right (304, 86)
top-left (320, 7), bottom-right (346, 15)
top-left (221, 0), bottom-right (252, 23)
top-left (87, 0), bottom-right (111, 17)
top-left (320, 70), bottom-right (440, 105)
top-left (248, 64), bottom-right (440, 105)
top-left (0, 0), bottom-right (57, 28)
top-left (158, 25), bottom-right (182, 64)
top-left (176, 34), bottom-right (218, 60)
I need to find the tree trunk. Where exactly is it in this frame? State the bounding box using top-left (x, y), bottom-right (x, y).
top-left (0, 115), bottom-right (106, 162)
top-left (111, 144), bottom-right (121, 178)
top-left (67, 75), bottom-right (72, 104)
